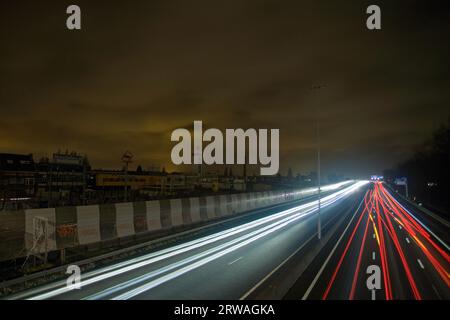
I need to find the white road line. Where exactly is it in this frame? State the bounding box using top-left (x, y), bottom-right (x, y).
top-left (399, 225), bottom-right (402, 230)
top-left (417, 259), bottom-right (425, 269)
top-left (228, 257), bottom-right (243, 265)
top-left (372, 252), bottom-right (375, 260)
top-left (373, 233), bottom-right (376, 239)
top-left (405, 237), bottom-right (410, 244)
top-left (301, 196), bottom-right (366, 300)
top-left (432, 285), bottom-right (441, 299)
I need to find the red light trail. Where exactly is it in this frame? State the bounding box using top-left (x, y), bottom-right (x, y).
top-left (322, 181), bottom-right (449, 300)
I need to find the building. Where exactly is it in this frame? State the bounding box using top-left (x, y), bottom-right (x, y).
top-left (0, 153), bottom-right (36, 210)
top-left (91, 169), bottom-right (165, 201)
top-left (35, 152), bottom-right (88, 206)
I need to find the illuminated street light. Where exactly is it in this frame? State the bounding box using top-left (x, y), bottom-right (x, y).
top-left (312, 84), bottom-right (325, 240)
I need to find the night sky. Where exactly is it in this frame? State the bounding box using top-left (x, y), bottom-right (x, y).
top-left (1, 0), bottom-right (449, 178)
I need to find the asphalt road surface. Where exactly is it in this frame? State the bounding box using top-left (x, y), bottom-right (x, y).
top-left (7, 180), bottom-right (449, 300)
top-left (8, 181), bottom-right (368, 300)
top-left (288, 182), bottom-right (450, 300)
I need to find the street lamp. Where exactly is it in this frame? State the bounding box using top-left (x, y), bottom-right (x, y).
top-left (312, 85), bottom-right (325, 240)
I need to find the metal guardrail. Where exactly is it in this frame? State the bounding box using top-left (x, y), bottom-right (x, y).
top-left (385, 183), bottom-right (450, 228)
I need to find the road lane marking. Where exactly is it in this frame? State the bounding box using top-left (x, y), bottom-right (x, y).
top-left (417, 259), bottom-right (425, 269)
top-left (432, 285), bottom-right (441, 299)
top-left (372, 252), bottom-right (375, 260)
top-left (228, 257), bottom-right (243, 265)
top-left (369, 215), bottom-right (380, 246)
top-left (405, 237), bottom-right (410, 244)
top-left (399, 225), bottom-right (402, 230)
top-left (301, 196), bottom-right (366, 300)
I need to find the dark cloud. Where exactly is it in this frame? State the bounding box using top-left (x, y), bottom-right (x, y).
top-left (0, 0), bottom-right (449, 177)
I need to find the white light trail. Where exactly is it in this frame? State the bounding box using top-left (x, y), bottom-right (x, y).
top-left (25, 181), bottom-right (368, 300)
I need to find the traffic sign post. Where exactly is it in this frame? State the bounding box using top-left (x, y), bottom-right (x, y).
top-left (395, 177), bottom-right (408, 198)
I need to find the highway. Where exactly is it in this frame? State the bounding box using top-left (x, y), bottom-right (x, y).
top-left (7, 180), bottom-right (449, 300)
top-left (8, 181), bottom-right (368, 300)
top-left (288, 182), bottom-right (450, 300)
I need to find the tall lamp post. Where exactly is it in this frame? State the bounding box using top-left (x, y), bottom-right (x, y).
top-left (312, 85), bottom-right (325, 240)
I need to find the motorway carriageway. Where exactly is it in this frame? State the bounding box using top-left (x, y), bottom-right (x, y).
top-left (8, 181), bottom-right (368, 300)
top-left (291, 182), bottom-right (450, 300)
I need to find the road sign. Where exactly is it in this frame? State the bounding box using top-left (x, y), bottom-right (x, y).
top-left (395, 177), bottom-right (407, 186)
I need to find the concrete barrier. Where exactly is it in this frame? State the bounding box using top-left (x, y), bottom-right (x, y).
top-left (77, 205), bottom-right (100, 245)
top-left (115, 202), bottom-right (135, 238)
top-left (189, 197), bottom-right (201, 223)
